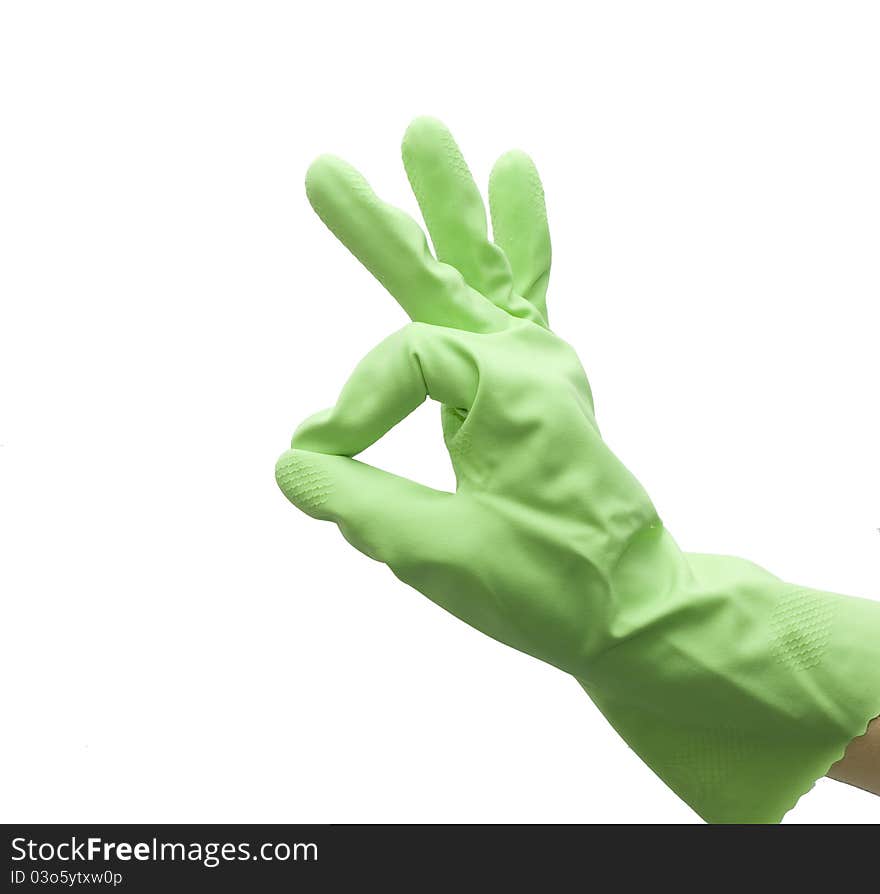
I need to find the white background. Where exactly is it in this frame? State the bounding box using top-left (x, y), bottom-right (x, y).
top-left (2, 2), bottom-right (879, 824)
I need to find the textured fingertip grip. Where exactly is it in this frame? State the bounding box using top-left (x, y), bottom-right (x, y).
top-left (305, 154), bottom-right (380, 229)
top-left (402, 116), bottom-right (474, 205)
top-left (488, 149), bottom-right (548, 240)
top-left (275, 449), bottom-right (333, 519)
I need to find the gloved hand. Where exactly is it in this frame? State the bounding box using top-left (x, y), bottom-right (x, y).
top-left (276, 117), bottom-right (880, 823)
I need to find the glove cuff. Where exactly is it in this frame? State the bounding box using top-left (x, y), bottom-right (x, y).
top-left (578, 549), bottom-right (880, 823)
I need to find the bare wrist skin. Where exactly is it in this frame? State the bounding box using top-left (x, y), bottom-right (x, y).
top-left (827, 715), bottom-right (880, 796)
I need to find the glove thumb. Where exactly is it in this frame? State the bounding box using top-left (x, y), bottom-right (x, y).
top-left (275, 448), bottom-right (454, 565)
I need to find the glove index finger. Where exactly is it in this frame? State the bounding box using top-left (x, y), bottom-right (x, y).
top-left (289, 323), bottom-right (480, 460)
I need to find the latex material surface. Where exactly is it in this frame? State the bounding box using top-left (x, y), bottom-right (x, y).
top-left (276, 117), bottom-right (880, 823)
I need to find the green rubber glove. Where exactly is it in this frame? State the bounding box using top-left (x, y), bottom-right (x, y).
top-left (276, 117), bottom-right (880, 823)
